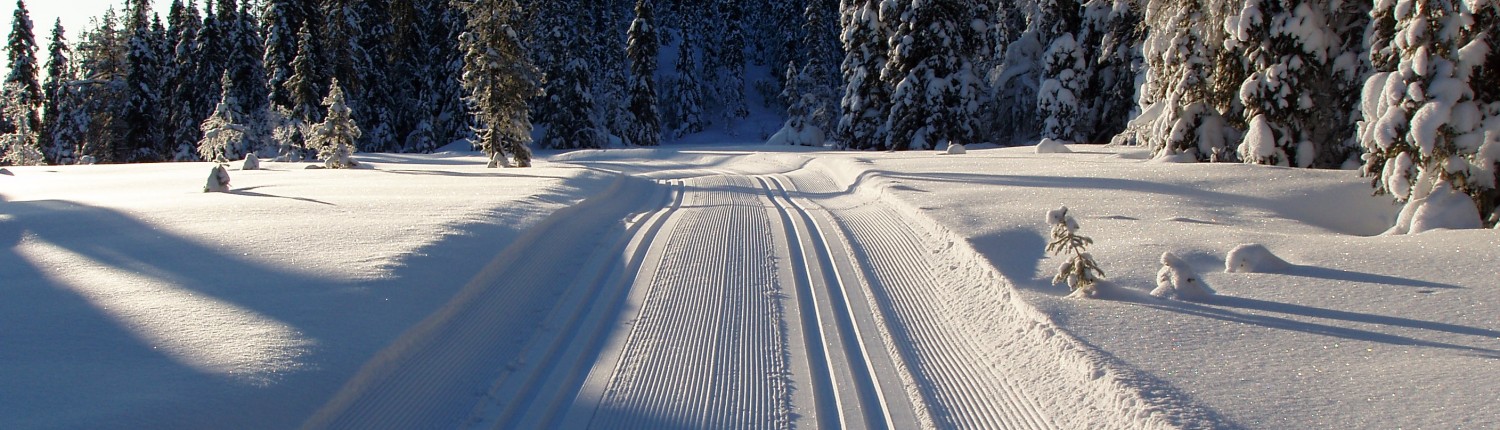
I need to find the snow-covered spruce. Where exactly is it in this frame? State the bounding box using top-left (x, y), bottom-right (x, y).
top-left (196, 72), bottom-right (249, 164)
top-left (203, 164), bottom-right (230, 193)
top-left (308, 79), bottom-right (360, 169)
top-left (1152, 251), bottom-right (1214, 301)
top-left (1357, 0), bottom-right (1499, 230)
top-left (1046, 206), bottom-right (1107, 297)
top-left (456, 0), bottom-right (541, 168)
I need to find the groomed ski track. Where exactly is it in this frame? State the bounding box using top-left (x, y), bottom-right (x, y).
top-left (303, 150), bottom-right (1204, 429)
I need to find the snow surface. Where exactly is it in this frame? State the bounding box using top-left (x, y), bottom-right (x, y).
top-left (2, 144), bottom-right (1497, 429)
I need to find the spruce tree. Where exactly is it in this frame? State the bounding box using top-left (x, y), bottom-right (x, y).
top-left (123, 0), bottom-right (165, 161)
top-left (882, 0), bottom-right (984, 151)
top-left (4, 0), bottom-right (41, 144)
top-left (261, 0), bottom-right (302, 115)
top-left (1087, 0), bottom-right (1143, 143)
top-left (838, 0), bottom-right (892, 150)
top-left (1228, 0), bottom-right (1333, 167)
top-left (624, 0), bottom-right (660, 147)
top-left (274, 22), bottom-right (318, 160)
top-left (672, 30), bottom-right (705, 139)
top-left (197, 72), bottom-right (247, 163)
top-left (39, 19), bottom-right (67, 164)
top-left (309, 78), bottom-right (360, 169)
top-left (1358, 0), bottom-right (1497, 226)
top-left (454, 0), bottom-right (542, 167)
top-left (168, 1), bottom-right (205, 161)
top-left (719, 0), bottom-right (749, 123)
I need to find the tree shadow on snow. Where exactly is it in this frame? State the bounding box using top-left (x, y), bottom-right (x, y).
top-left (968, 229), bottom-right (1050, 291)
top-left (1127, 295), bottom-right (1500, 359)
top-left (231, 186), bottom-right (337, 206)
top-left (1279, 264), bottom-right (1461, 290)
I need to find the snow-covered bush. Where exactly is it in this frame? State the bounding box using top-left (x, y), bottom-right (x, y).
top-left (203, 164), bottom-right (231, 193)
top-left (1036, 138), bottom-right (1072, 154)
top-left (1153, 251), bottom-right (1214, 301)
top-left (241, 152), bottom-right (260, 171)
top-left (1046, 206), bottom-right (1107, 297)
top-left (307, 79), bottom-right (360, 169)
top-left (1224, 243), bottom-right (1290, 273)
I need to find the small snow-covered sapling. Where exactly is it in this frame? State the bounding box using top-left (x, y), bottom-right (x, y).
top-left (1153, 251), bottom-right (1214, 301)
top-left (1046, 206), bottom-right (1106, 296)
top-left (204, 164), bottom-right (231, 193)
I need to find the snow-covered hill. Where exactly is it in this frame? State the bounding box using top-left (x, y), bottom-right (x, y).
top-left (2, 144), bottom-right (1495, 429)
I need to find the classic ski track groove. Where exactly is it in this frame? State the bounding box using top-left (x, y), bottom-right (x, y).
top-left (759, 174), bottom-right (919, 429)
top-left (782, 167), bottom-right (1060, 430)
top-left (576, 175), bottom-right (792, 429)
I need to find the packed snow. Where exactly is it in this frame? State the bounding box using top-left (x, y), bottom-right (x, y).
top-left (2, 143), bottom-right (1496, 429)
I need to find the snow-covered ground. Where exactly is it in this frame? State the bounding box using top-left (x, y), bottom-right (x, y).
top-left (2, 144), bottom-right (1496, 429)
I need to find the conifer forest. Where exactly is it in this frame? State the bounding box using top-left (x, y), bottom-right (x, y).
top-left (2, 0), bottom-right (1498, 222)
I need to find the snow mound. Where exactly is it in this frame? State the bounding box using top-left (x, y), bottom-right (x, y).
top-left (204, 165), bottom-right (231, 193)
top-left (946, 143), bottom-right (967, 155)
top-left (242, 153), bottom-right (261, 171)
top-left (1035, 139), bottom-right (1071, 153)
top-left (766, 124), bottom-right (826, 147)
top-left (1152, 251), bottom-right (1214, 301)
top-left (1393, 183), bottom-right (1484, 234)
top-left (1224, 243), bottom-right (1290, 273)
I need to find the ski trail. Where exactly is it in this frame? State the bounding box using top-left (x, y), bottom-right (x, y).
top-left (782, 165), bottom-right (1062, 429)
top-left (460, 180), bottom-right (686, 430)
top-left (758, 174), bottom-right (922, 429)
top-left (300, 175), bottom-right (667, 430)
top-left (567, 175), bottom-right (793, 430)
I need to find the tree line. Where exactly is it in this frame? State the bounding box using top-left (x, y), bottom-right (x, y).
top-left (2, 0), bottom-right (1497, 222)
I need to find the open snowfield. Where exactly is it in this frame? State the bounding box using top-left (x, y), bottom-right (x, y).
top-left (2, 144), bottom-right (1497, 429)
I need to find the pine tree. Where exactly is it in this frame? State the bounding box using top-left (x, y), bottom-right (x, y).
top-left (309, 78), bottom-right (360, 168)
top-left (454, 0), bottom-right (542, 167)
top-left (838, 0), bottom-right (892, 150)
top-left (672, 30), bottom-right (705, 139)
top-left (624, 0), bottom-right (661, 147)
top-left (882, 0), bottom-right (984, 151)
top-left (39, 19), bottom-right (68, 164)
top-left (4, 0), bottom-right (41, 148)
top-left (197, 72), bottom-right (247, 163)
